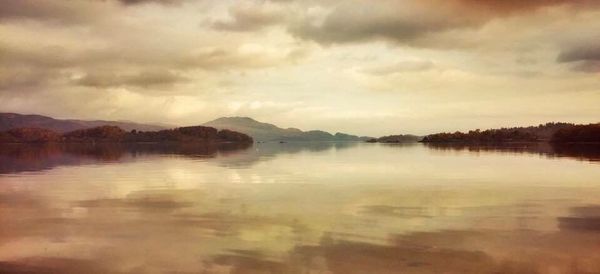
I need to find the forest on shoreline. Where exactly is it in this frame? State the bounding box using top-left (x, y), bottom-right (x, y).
top-left (0, 125), bottom-right (253, 144)
top-left (421, 123), bottom-right (600, 144)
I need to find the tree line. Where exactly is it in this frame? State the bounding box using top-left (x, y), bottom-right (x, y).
top-left (0, 125), bottom-right (253, 143)
top-left (421, 122), bottom-right (600, 143)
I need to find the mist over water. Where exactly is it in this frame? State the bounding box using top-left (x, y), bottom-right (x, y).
top-left (1, 142), bottom-right (600, 273)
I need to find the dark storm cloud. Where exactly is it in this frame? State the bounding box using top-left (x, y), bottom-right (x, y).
top-left (557, 43), bottom-right (600, 73)
top-left (557, 45), bottom-right (600, 63)
top-left (290, 15), bottom-right (445, 45)
top-left (287, 1), bottom-right (479, 45)
top-left (288, 0), bottom-right (597, 46)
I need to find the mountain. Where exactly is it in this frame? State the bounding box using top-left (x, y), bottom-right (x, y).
top-left (0, 113), bottom-right (166, 133)
top-left (203, 117), bottom-right (371, 142)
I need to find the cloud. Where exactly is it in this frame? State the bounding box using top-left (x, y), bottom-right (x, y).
top-left (0, 67), bottom-right (59, 90)
top-left (117, 0), bottom-right (183, 5)
top-left (176, 46), bottom-right (304, 70)
top-left (212, 5), bottom-right (285, 32)
top-left (361, 60), bottom-right (434, 76)
top-left (75, 69), bottom-right (187, 88)
top-left (557, 44), bottom-right (600, 63)
top-left (288, 1), bottom-right (469, 45)
top-left (455, 0), bottom-right (583, 14)
top-left (0, 42), bottom-right (87, 69)
top-left (557, 42), bottom-right (600, 73)
top-left (0, 30), bottom-right (304, 92)
top-left (1, 0), bottom-right (599, 134)
top-left (287, 0), bottom-right (596, 46)
top-left (570, 61), bottom-right (600, 73)
top-left (0, 0), bottom-right (182, 25)
top-left (0, 0), bottom-right (111, 24)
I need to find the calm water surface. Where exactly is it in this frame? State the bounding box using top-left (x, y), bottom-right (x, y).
top-left (1, 142), bottom-right (600, 273)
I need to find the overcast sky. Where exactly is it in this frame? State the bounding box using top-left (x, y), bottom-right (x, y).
top-left (1, 0), bottom-right (599, 136)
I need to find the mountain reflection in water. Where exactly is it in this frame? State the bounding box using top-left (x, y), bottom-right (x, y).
top-left (0, 143), bottom-right (253, 174)
top-left (2, 142), bottom-right (599, 175)
top-left (0, 142), bottom-right (600, 273)
top-left (0, 142), bottom-right (370, 174)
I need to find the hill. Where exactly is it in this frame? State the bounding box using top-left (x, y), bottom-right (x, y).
top-left (0, 113), bottom-right (166, 133)
top-left (203, 117), bottom-right (371, 142)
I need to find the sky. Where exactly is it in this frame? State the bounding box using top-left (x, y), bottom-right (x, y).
top-left (0, 0), bottom-right (599, 136)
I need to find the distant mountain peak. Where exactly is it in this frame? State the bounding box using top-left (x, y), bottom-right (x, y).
top-left (204, 116), bottom-right (371, 142)
top-left (0, 113), bottom-right (166, 133)
top-left (213, 116), bottom-right (258, 122)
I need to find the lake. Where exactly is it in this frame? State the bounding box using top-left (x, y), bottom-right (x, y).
top-left (1, 142), bottom-right (600, 273)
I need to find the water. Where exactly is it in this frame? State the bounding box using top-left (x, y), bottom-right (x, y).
top-left (0, 142), bottom-right (600, 273)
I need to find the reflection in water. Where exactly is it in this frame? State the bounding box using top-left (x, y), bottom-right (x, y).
top-left (424, 142), bottom-right (600, 162)
top-left (559, 206), bottom-right (600, 232)
top-left (0, 143), bottom-right (253, 174)
top-left (0, 142), bottom-right (361, 174)
top-left (0, 142), bottom-right (600, 273)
